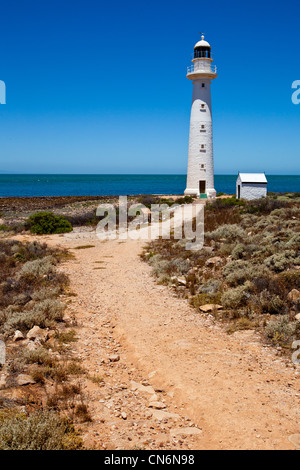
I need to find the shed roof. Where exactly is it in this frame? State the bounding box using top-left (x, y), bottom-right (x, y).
top-left (238, 173), bottom-right (267, 184)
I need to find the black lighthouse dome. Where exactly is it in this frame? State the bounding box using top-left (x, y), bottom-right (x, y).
top-left (193, 35), bottom-right (211, 59)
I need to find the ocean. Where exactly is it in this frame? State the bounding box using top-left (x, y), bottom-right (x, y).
top-left (0, 174), bottom-right (299, 198)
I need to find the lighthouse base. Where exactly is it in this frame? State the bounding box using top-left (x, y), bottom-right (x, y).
top-left (184, 188), bottom-right (216, 199)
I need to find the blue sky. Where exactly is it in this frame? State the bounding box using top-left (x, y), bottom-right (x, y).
top-left (0, 0), bottom-right (299, 174)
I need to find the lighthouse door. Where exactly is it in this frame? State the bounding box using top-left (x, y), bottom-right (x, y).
top-left (199, 180), bottom-right (206, 194)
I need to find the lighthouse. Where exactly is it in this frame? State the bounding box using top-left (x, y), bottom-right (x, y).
top-left (184, 35), bottom-right (217, 198)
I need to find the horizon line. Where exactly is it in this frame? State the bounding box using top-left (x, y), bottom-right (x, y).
top-left (0, 173), bottom-right (299, 176)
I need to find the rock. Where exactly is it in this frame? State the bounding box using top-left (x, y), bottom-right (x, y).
top-left (0, 373), bottom-right (8, 390)
top-left (13, 330), bottom-right (24, 342)
top-left (148, 370), bottom-right (157, 378)
top-left (187, 268), bottom-right (197, 276)
top-left (27, 326), bottom-right (48, 342)
top-left (288, 434), bottom-right (300, 450)
top-left (199, 304), bottom-right (223, 313)
top-left (171, 277), bottom-right (186, 286)
top-left (130, 381), bottom-right (156, 395)
top-left (170, 427), bottom-right (202, 437)
top-left (202, 246), bottom-right (214, 254)
top-left (295, 313), bottom-right (300, 322)
top-left (288, 289), bottom-right (300, 303)
top-left (205, 256), bottom-right (223, 267)
top-left (148, 401), bottom-right (166, 410)
top-left (109, 354), bottom-right (120, 362)
top-left (25, 341), bottom-right (40, 351)
top-left (121, 412), bottom-right (127, 420)
top-left (149, 393), bottom-right (159, 402)
top-left (151, 410), bottom-right (180, 421)
top-left (16, 374), bottom-right (36, 386)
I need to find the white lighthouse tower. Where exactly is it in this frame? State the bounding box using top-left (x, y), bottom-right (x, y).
top-left (184, 35), bottom-right (217, 198)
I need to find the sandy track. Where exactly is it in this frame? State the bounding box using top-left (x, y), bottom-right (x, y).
top-left (29, 230), bottom-right (300, 450)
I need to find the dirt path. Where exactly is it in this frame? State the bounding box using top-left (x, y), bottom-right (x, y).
top-left (26, 230), bottom-right (300, 450)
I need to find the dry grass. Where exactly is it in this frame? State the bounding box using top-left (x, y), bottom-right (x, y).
top-left (0, 238), bottom-right (90, 449)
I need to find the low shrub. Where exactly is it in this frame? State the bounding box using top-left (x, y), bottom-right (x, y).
top-left (265, 316), bottom-right (297, 346)
top-left (190, 292), bottom-right (222, 309)
top-left (64, 211), bottom-right (99, 227)
top-left (223, 260), bottom-right (272, 287)
top-left (0, 411), bottom-right (82, 450)
top-left (2, 299), bottom-right (64, 334)
top-left (278, 271), bottom-right (300, 290)
top-left (18, 256), bottom-right (56, 281)
top-left (208, 196), bottom-right (246, 209)
top-left (264, 250), bottom-right (300, 272)
top-left (244, 198), bottom-right (288, 215)
top-left (226, 317), bottom-right (257, 334)
top-left (259, 289), bottom-right (286, 315)
top-left (221, 282), bottom-right (252, 309)
top-left (27, 212), bottom-right (73, 235)
top-left (206, 224), bottom-right (246, 241)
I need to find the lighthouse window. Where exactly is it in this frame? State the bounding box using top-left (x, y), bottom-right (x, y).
top-left (200, 125), bottom-right (206, 132)
top-left (201, 164), bottom-right (205, 169)
top-left (201, 104), bottom-right (206, 111)
top-left (202, 83), bottom-right (205, 88)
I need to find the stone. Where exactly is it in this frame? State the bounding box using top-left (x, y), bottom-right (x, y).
top-left (202, 246), bottom-right (214, 254)
top-left (295, 313), bottom-right (300, 322)
top-left (13, 330), bottom-right (24, 342)
top-left (288, 289), bottom-right (300, 303)
top-left (151, 410), bottom-right (180, 421)
top-left (0, 373), bottom-right (8, 390)
top-left (26, 341), bottom-right (40, 351)
top-left (148, 401), bottom-right (166, 410)
top-left (171, 277), bottom-right (186, 286)
top-left (170, 427), bottom-right (202, 437)
top-left (121, 412), bottom-right (127, 420)
top-left (288, 434), bottom-right (300, 450)
top-left (109, 354), bottom-right (120, 362)
top-left (199, 304), bottom-right (223, 313)
top-left (149, 393), bottom-right (159, 402)
top-left (16, 374), bottom-right (36, 386)
top-left (130, 381), bottom-right (156, 395)
top-left (205, 256), bottom-right (223, 267)
top-left (27, 326), bottom-right (48, 342)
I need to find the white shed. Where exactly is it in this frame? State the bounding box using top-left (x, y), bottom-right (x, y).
top-left (236, 173), bottom-right (267, 200)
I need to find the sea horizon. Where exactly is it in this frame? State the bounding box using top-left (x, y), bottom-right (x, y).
top-left (0, 174), bottom-right (299, 198)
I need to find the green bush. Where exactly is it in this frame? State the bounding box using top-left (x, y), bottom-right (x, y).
top-left (27, 212), bottom-right (73, 235)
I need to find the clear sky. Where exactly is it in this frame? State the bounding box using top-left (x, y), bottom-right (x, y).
top-left (0, 0), bottom-right (299, 174)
